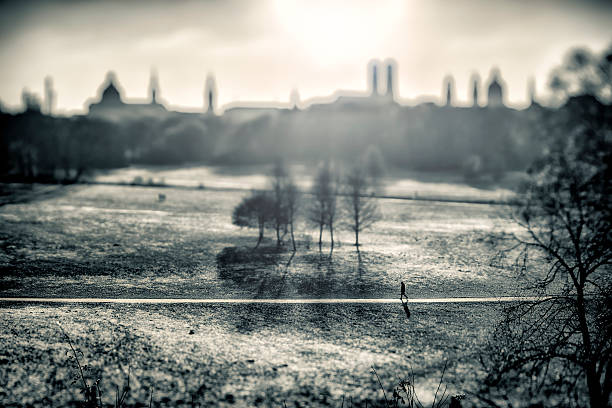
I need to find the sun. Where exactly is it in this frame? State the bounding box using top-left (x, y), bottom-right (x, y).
top-left (274, 0), bottom-right (405, 65)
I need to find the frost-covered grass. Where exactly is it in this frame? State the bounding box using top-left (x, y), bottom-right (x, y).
top-left (0, 184), bottom-right (527, 299)
top-left (0, 301), bottom-right (500, 407)
top-left (0, 181), bottom-right (530, 406)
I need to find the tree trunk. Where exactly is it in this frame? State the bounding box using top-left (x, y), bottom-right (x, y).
top-left (586, 364), bottom-right (605, 408)
top-left (290, 221), bottom-right (296, 252)
top-left (26, 150), bottom-right (35, 179)
top-left (354, 202), bottom-right (360, 247)
top-left (256, 223), bottom-right (264, 249)
top-left (318, 224), bottom-right (323, 250)
top-left (329, 221), bottom-right (334, 250)
top-left (74, 167), bottom-right (84, 183)
top-left (575, 286), bottom-right (605, 408)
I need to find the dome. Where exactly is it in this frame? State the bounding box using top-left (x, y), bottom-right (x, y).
top-left (488, 78), bottom-right (502, 92)
top-left (96, 72), bottom-right (123, 105)
top-left (487, 69), bottom-right (505, 107)
top-left (101, 82), bottom-right (121, 102)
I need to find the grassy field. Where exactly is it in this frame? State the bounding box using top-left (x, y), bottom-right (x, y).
top-left (0, 179), bottom-right (537, 406)
top-left (92, 164), bottom-right (518, 203)
top-left (0, 301), bottom-right (501, 407)
top-left (0, 183), bottom-right (528, 299)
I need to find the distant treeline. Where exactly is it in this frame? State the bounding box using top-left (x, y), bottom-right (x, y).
top-left (0, 97), bottom-right (609, 183)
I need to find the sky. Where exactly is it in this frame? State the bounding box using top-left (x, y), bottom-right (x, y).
top-left (0, 0), bottom-right (611, 114)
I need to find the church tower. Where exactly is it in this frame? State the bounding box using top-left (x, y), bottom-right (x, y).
top-left (443, 75), bottom-right (454, 106)
top-left (44, 76), bottom-right (55, 115)
top-left (383, 58), bottom-right (397, 101)
top-left (205, 74), bottom-right (217, 114)
top-left (372, 64), bottom-right (379, 95)
top-left (368, 59), bottom-right (382, 96)
top-left (487, 68), bottom-right (505, 108)
top-left (528, 76), bottom-right (536, 106)
top-left (470, 73), bottom-right (480, 107)
top-left (290, 88), bottom-right (300, 110)
top-left (149, 69), bottom-right (160, 104)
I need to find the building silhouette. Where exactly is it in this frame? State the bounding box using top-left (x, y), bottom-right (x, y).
top-left (77, 59), bottom-right (551, 173)
top-left (369, 59), bottom-right (381, 96)
top-left (44, 76), bottom-right (55, 115)
top-left (486, 68), bottom-right (505, 108)
top-left (88, 71), bottom-right (167, 120)
top-left (5, 57), bottom-right (587, 180)
top-left (528, 76), bottom-right (537, 106)
top-left (84, 60), bottom-right (521, 119)
top-left (149, 69), bottom-right (160, 104)
top-left (470, 73), bottom-right (480, 107)
top-left (443, 75), bottom-right (454, 106)
top-left (383, 59), bottom-right (397, 101)
top-left (289, 88), bottom-right (300, 110)
top-left (205, 74), bottom-right (217, 114)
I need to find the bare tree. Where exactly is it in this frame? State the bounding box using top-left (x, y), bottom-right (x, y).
top-left (327, 174), bottom-right (339, 250)
top-left (269, 159), bottom-right (290, 246)
top-left (481, 95), bottom-right (611, 407)
top-left (308, 160), bottom-right (339, 250)
top-left (285, 180), bottom-right (300, 252)
top-left (308, 186), bottom-right (327, 250)
top-left (232, 191), bottom-right (275, 248)
top-left (268, 158), bottom-right (301, 251)
top-left (342, 164), bottom-right (381, 248)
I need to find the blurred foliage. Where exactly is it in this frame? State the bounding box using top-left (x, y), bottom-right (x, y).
top-left (549, 44), bottom-right (612, 104)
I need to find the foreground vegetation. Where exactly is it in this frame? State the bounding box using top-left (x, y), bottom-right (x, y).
top-left (0, 302), bottom-right (499, 407)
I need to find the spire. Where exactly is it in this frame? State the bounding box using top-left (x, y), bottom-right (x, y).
top-left (528, 76), bottom-right (536, 106)
top-left (470, 73), bottom-right (480, 107)
top-left (44, 76), bottom-right (55, 115)
top-left (383, 58), bottom-right (397, 101)
top-left (205, 74), bottom-right (217, 114)
top-left (290, 88), bottom-right (300, 110)
top-left (372, 64), bottom-right (378, 95)
top-left (368, 59), bottom-right (382, 96)
top-left (149, 68), bottom-right (159, 104)
top-left (443, 75), bottom-right (454, 106)
top-left (105, 71), bottom-right (118, 86)
top-left (387, 64), bottom-right (392, 97)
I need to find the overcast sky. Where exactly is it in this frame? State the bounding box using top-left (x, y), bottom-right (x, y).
top-left (0, 0), bottom-right (611, 113)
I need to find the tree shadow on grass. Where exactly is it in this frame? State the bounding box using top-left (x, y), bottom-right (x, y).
top-left (0, 183), bottom-right (76, 207)
top-left (216, 244), bottom-right (390, 299)
top-left (216, 245), bottom-right (296, 299)
top-left (298, 251), bottom-right (374, 299)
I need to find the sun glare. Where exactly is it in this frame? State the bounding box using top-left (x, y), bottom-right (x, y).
top-left (274, 0), bottom-right (405, 65)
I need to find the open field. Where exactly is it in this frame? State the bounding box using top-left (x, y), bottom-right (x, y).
top-left (0, 301), bottom-right (501, 407)
top-left (92, 165), bottom-right (519, 203)
top-left (0, 183), bottom-right (530, 299)
top-left (0, 179), bottom-right (539, 406)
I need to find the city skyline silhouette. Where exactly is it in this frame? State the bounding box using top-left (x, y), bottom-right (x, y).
top-left (1, 0), bottom-right (611, 113)
top-left (45, 60), bottom-right (519, 117)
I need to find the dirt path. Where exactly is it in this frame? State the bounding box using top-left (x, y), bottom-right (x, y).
top-left (0, 296), bottom-right (541, 303)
